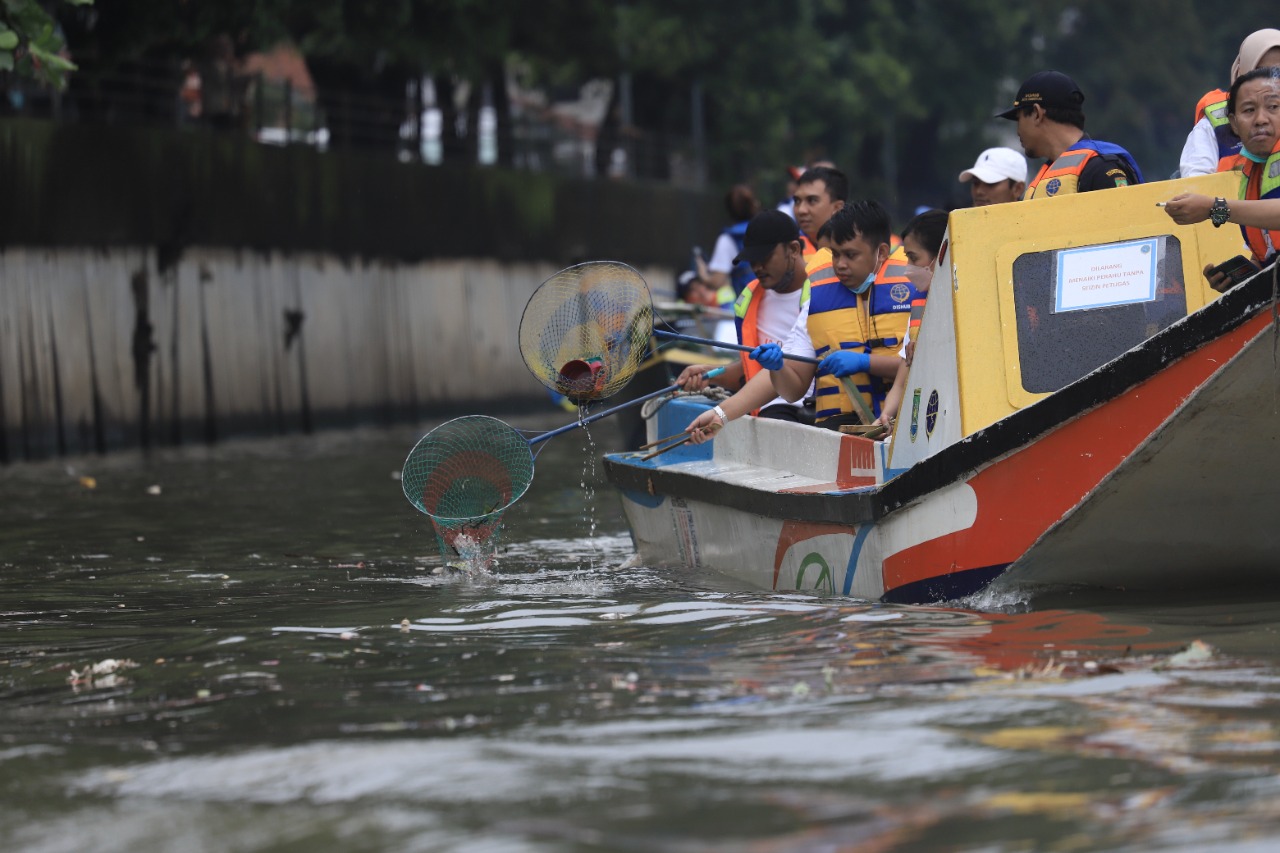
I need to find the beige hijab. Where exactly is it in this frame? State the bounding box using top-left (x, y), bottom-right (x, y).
top-left (1231, 29), bottom-right (1280, 81)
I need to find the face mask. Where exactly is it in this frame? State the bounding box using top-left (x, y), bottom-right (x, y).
top-left (849, 271), bottom-right (875, 295)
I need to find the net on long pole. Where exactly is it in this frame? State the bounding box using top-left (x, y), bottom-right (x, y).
top-left (404, 262), bottom-right (662, 565)
top-left (401, 416), bottom-right (535, 566)
top-left (519, 261), bottom-right (654, 403)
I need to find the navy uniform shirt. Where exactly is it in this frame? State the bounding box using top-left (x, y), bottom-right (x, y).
top-left (1077, 151), bottom-right (1138, 192)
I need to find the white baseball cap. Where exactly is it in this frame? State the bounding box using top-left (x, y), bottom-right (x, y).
top-left (959, 147), bottom-right (1028, 184)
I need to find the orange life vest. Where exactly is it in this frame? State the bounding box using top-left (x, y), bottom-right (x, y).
top-left (1025, 149), bottom-right (1100, 199)
top-left (1240, 139), bottom-right (1280, 263)
top-left (1024, 139), bottom-right (1141, 199)
top-left (733, 276), bottom-right (811, 382)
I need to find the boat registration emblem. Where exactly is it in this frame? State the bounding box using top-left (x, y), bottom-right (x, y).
top-left (909, 389), bottom-right (921, 442)
top-left (926, 390), bottom-right (939, 438)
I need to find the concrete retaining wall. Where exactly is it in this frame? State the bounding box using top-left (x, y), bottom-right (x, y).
top-left (0, 120), bottom-right (720, 462)
top-left (0, 247), bottom-right (668, 462)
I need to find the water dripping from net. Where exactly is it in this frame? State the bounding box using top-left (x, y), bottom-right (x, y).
top-left (575, 405), bottom-right (602, 574)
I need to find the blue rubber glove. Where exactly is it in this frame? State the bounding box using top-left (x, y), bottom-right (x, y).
top-left (749, 342), bottom-right (785, 371)
top-left (816, 350), bottom-right (871, 377)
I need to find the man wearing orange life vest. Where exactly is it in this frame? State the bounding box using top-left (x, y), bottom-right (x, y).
top-left (999, 71), bottom-right (1143, 199)
top-left (679, 168), bottom-right (849, 411)
top-left (1180, 29), bottom-right (1280, 177)
top-left (677, 210), bottom-right (814, 423)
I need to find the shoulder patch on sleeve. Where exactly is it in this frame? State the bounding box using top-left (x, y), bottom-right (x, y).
top-left (1106, 168), bottom-right (1129, 187)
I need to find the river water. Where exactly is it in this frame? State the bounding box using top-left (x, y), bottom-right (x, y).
top-left (3, 415), bottom-right (1280, 852)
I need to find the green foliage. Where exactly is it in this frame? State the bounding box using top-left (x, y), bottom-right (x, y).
top-left (42, 0), bottom-right (1280, 213)
top-left (0, 0), bottom-right (91, 85)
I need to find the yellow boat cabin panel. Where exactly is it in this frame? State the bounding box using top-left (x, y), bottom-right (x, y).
top-left (889, 172), bottom-right (1243, 471)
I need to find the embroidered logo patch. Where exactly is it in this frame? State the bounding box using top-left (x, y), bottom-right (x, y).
top-left (890, 282), bottom-right (911, 303)
top-left (1046, 178), bottom-right (1061, 196)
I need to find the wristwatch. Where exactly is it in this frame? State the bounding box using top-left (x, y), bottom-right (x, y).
top-left (1209, 197), bottom-right (1231, 227)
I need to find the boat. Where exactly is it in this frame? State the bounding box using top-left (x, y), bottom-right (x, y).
top-left (603, 171), bottom-right (1279, 603)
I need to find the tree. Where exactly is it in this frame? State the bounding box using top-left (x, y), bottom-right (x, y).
top-left (40, 0), bottom-right (1273, 215)
top-left (1, 0), bottom-right (94, 88)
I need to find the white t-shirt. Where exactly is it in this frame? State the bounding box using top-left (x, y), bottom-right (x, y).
top-left (757, 285), bottom-right (803, 345)
top-left (757, 298), bottom-right (815, 408)
top-left (708, 231), bottom-right (739, 274)
top-left (750, 286), bottom-right (807, 411)
top-left (781, 299), bottom-right (815, 359)
top-left (1179, 117), bottom-right (1219, 178)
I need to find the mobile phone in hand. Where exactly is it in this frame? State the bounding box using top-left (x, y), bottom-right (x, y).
top-left (1208, 254), bottom-right (1257, 287)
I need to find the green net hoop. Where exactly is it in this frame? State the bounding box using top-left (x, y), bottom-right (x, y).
top-left (519, 261), bottom-right (654, 403)
top-left (401, 416), bottom-right (535, 565)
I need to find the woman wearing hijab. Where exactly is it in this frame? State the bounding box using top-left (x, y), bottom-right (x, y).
top-left (1165, 67), bottom-right (1280, 289)
top-left (1180, 29), bottom-right (1280, 176)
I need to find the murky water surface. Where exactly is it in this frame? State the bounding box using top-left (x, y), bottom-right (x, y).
top-left (3, 417), bottom-right (1280, 851)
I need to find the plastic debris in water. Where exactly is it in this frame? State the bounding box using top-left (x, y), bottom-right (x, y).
top-left (67, 658), bottom-right (138, 689)
top-left (1161, 639), bottom-right (1216, 668)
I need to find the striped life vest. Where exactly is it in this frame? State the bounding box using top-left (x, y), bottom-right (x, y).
top-left (1240, 139), bottom-right (1280, 263)
top-left (733, 276), bottom-right (811, 382)
top-left (1194, 88), bottom-right (1245, 173)
top-left (865, 246), bottom-right (925, 357)
top-left (1024, 139), bottom-right (1143, 199)
top-left (806, 272), bottom-right (876, 422)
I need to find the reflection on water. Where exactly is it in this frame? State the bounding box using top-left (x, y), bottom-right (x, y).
top-left (3, 418), bottom-right (1280, 851)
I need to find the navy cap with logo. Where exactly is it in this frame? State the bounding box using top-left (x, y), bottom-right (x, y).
top-left (996, 71), bottom-right (1085, 120)
top-left (733, 209), bottom-right (801, 266)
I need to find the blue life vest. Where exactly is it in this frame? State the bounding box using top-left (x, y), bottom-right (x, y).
top-left (724, 220), bottom-right (753, 295)
top-left (1072, 138), bottom-right (1145, 184)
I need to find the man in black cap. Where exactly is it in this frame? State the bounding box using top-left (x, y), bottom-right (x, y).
top-left (997, 70), bottom-right (1143, 199)
top-left (677, 209), bottom-right (813, 423)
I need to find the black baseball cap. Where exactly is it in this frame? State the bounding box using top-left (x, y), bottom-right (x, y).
top-left (733, 209), bottom-right (801, 265)
top-left (996, 71), bottom-right (1085, 120)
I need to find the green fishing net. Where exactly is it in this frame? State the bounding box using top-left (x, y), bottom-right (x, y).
top-left (401, 416), bottom-right (535, 565)
top-left (519, 261), bottom-right (654, 403)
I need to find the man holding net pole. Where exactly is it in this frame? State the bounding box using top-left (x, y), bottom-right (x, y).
top-left (677, 209), bottom-right (815, 424)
